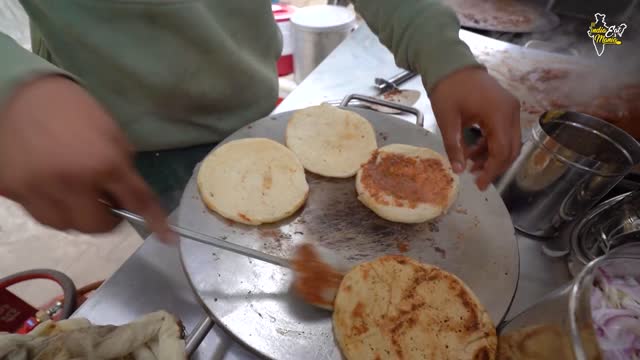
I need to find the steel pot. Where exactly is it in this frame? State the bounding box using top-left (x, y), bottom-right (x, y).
top-left (291, 5), bottom-right (357, 83)
top-left (496, 111), bottom-right (640, 238)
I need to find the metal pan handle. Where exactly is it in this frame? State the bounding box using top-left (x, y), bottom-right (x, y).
top-left (340, 94), bottom-right (424, 127)
top-left (185, 316), bottom-right (214, 357)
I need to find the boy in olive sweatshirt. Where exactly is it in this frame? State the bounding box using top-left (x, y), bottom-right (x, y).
top-left (0, 1), bottom-right (520, 240)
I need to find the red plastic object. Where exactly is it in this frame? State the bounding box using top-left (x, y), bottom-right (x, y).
top-left (15, 317), bottom-right (39, 334)
top-left (272, 4), bottom-right (295, 22)
top-left (277, 54), bottom-right (294, 77)
top-left (0, 288), bottom-right (37, 333)
top-left (273, 4), bottom-right (295, 76)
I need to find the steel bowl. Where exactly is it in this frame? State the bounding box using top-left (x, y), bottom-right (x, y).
top-left (568, 190), bottom-right (640, 276)
top-left (498, 242), bottom-right (640, 359)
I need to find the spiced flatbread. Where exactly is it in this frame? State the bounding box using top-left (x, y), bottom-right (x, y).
top-left (333, 255), bottom-right (497, 360)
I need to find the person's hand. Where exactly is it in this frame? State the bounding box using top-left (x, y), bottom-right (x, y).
top-left (0, 75), bottom-right (173, 241)
top-left (429, 66), bottom-right (521, 190)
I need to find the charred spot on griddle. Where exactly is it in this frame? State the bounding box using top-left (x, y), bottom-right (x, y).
top-left (434, 246), bottom-right (447, 259)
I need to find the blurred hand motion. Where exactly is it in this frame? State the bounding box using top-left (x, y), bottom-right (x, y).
top-left (429, 66), bottom-right (521, 190)
top-left (0, 76), bottom-right (173, 241)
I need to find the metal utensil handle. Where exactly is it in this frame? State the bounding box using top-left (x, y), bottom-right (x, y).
top-left (375, 70), bottom-right (418, 91)
top-left (185, 315), bottom-right (214, 357)
top-left (323, 99), bottom-right (365, 106)
top-left (340, 94), bottom-right (424, 127)
top-left (388, 70), bottom-right (418, 87)
top-left (108, 206), bottom-right (291, 269)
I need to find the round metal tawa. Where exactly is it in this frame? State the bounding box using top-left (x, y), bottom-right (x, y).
top-left (178, 108), bottom-right (519, 360)
top-left (444, 0), bottom-right (561, 34)
top-left (460, 11), bottom-right (560, 33)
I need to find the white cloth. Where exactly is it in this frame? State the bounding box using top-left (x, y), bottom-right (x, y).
top-left (0, 311), bottom-right (185, 360)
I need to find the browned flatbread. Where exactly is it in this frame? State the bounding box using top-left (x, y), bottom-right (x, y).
top-left (333, 255), bottom-right (497, 360)
top-left (497, 324), bottom-right (601, 360)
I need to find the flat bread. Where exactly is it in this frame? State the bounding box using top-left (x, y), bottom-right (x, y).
top-left (355, 144), bottom-right (459, 223)
top-left (197, 138), bottom-right (309, 225)
top-left (286, 104), bottom-right (377, 178)
top-left (497, 324), bottom-right (601, 360)
top-left (333, 255), bottom-right (497, 360)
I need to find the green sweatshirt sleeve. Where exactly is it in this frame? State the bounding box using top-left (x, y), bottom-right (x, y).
top-left (351, 0), bottom-right (479, 90)
top-left (0, 32), bottom-right (73, 108)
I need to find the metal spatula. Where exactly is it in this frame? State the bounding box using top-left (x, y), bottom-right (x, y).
top-left (107, 205), bottom-right (348, 309)
top-left (108, 206), bottom-right (291, 268)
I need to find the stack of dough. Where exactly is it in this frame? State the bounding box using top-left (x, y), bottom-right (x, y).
top-left (333, 256), bottom-right (497, 360)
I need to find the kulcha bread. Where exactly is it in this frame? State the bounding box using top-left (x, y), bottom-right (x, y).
top-left (496, 324), bottom-right (601, 360)
top-left (333, 256), bottom-right (497, 360)
top-left (286, 104), bottom-right (377, 178)
top-left (355, 144), bottom-right (459, 223)
top-left (197, 138), bottom-right (309, 225)
top-left (0, 311), bottom-right (185, 360)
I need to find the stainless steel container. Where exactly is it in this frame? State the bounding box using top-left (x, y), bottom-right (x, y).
top-left (497, 111), bottom-right (640, 237)
top-left (497, 242), bottom-right (640, 359)
top-left (568, 190), bottom-right (640, 276)
top-left (291, 5), bottom-right (357, 83)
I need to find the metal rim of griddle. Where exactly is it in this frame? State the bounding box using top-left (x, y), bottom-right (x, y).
top-left (459, 8), bottom-right (560, 33)
top-left (177, 95), bottom-right (519, 360)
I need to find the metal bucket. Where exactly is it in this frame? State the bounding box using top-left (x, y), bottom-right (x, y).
top-left (291, 5), bottom-right (357, 83)
top-left (496, 111), bottom-right (640, 237)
